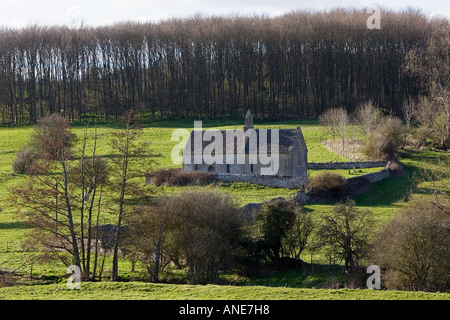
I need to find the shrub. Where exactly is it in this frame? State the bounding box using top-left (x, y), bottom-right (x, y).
top-left (12, 148), bottom-right (38, 174)
top-left (371, 200), bottom-right (450, 292)
top-left (362, 116), bottom-right (406, 161)
top-left (0, 273), bottom-right (14, 287)
top-left (256, 198), bottom-right (314, 267)
top-left (257, 199), bottom-right (297, 262)
top-left (146, 168), bottom-right (215, 186)
top-left (166, 190), bottom-right (245, 284)
top-left (306, 172), bottom-right (346, 197)
top-left (386, 161), bottom-right (406, 177)
top-left (126, 190), bottom-right (245, 284)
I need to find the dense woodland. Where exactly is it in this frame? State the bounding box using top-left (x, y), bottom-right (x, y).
top-left (0, 9), bottom-right (447, 124)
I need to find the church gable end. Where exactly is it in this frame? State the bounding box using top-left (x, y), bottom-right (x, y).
top-left (182, 111), bottom-right (307, 177)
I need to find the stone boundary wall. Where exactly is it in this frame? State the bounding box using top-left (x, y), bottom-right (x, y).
top-left (241, 167), bottom-right (397, 215)
top-left (294, 165), bottom-right (400, 204)
top-left (215, 173), bottom-right (307, 189)
top-left (347, 168), bottom-right (391, 185)
top-left (307, 161), bottom-right (388, 170)
top-left (215, 162), bottom-right (390, 189)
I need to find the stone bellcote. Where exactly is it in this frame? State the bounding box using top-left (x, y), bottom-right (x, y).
top-left (244, 109), bottom-right (254, 131)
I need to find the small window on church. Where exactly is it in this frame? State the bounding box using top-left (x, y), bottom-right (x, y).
top-left (250, 164), bottom-right (254, 173)
top-left (208, 166), bottom-right (215, 172)
top-left (226, 164), bottom-right (230, 173)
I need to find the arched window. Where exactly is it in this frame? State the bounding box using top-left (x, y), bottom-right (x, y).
top-left (208, 166), bottom-right (215, 172)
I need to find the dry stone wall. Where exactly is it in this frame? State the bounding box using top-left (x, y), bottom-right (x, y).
top-left (215, 173), bottom-right (307, 189)
top-left (215, 161), bottom-right (392, 189)
top-left (294, 164), bottom-right (402, 205)
top-left (307, 161), bottom-right (388, 170)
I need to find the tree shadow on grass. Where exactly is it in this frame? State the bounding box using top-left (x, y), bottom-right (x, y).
top-left (0, 221), bottom-right (33, 230)
top-left (246, 263), bottom-right (353, 289)
top-left (352, 163), bottom-right (418, 207)
top-left (352, 176), bottom-right (412, 207)
top-left (70, 117), bottom-right (320, 130)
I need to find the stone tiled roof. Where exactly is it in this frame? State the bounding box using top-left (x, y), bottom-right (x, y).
top-left (184, 128), bottom-right (305, 154)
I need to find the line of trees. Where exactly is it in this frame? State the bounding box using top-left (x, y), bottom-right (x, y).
top-left (0, 9), bottom-right (444, 124)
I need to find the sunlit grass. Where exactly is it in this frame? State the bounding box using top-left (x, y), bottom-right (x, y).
top-left (0, 281), bottom-right (448, 300)
top-left (0, 119), bottom-right (449, 299)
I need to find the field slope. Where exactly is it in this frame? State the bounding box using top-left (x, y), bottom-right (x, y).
top-left (1, 281), bottom-right (449, 300)
top-left (1, 119), bottom-right (449, 300)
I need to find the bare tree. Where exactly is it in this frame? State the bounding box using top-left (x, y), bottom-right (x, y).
top-left (281, 208), bottom-right (315, 262)
top-left (317, 200), bottom-right (375, 272)
top-left (109, 109), bottom-right (156, 281)
top-left (123, 200), bottom-right (172, 282)
top-left (11, 114), bottom-right (109, 279)
top-left (405, 20), bottom-right (450, 149)
top-left (401, 97), bottom-right (417, 127)
top-left (353, 101), bottom-right (381, 137)
top-left (0, 10), bottom-right (439, 123)
top-left (319, 107), bottom-right (348, 153)
top-left (336, 108), bottom-right (349, 153)
top-left (319, 108), bottom-right (340, 143)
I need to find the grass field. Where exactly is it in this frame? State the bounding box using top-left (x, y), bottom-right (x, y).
top-left (0, 118), bottom-right (449, 300)
top-left (1, 281), bottom-right (448, 300)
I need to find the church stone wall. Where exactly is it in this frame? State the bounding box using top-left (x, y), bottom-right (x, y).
top-left (184, 153), bottom-right (294, 176)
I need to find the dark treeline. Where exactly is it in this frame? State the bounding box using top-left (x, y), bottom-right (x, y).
top-left (0, 9), bottom-right (444, 124)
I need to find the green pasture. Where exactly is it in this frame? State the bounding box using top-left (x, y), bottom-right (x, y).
top-left (0, 119), bottom-right (449, 300)
top-left (1, 281), bottom-right (448, 300)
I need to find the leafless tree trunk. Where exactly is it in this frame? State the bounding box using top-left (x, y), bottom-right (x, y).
top-left (110, 109), bottom-right (155, 281)
top-left (0, 10), bottom-right (440, 123)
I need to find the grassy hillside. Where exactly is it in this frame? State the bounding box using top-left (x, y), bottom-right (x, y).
top-left (1, 281), bottom-right (448, 300)
top-left (0, 118), bottom-right (449, 300)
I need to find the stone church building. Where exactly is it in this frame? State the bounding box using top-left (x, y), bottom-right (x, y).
top-left (182, 110), bottom-right (308, 177)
